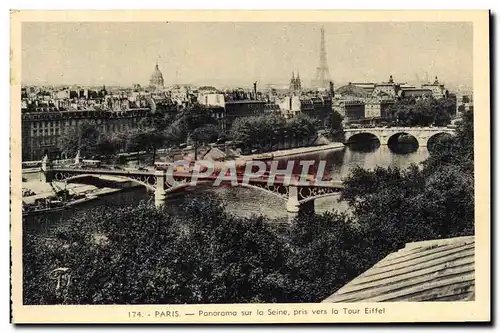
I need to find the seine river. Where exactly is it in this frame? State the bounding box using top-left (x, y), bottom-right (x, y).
top-left (24, 141), bottom-right (430, 234)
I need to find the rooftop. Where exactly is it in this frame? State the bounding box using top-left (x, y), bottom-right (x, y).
top-left (225, 100), bottom-right (267, 104)
top-left (322, 235), bottom-right (475, 303)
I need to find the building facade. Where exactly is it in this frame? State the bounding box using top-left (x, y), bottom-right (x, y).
top-left (224, 100), bottom-right (268, 132)
top-left (371, 75), bottom-right (401, 99)
top-left (199, 106), bottom-right (226, 133)
top-left (21, 108), bottom-right (152, 161)
top-left (422, 76), bottom-right (449, 99)
top-left (197, 93), bottom-right (226, 108)
top-left (364, 99), bottom-right (394, 119)
top-left (399, 88), bottom-right (434, 100)
top-left (333, 99), bottom-right (365, 123)
top-left (277, 94), bottom-right (332, 124)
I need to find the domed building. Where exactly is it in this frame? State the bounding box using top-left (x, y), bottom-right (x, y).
top-left (335, 83), bottom-right (371, 99)
top-left (149, 62), bottom-right (164, 90)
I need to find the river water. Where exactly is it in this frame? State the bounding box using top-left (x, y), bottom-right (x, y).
top-left (23, 141), bottom-right (430, 234)
top-left (203, 142), bottom-right (429, 220)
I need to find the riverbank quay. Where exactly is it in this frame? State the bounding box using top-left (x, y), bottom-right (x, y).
top-left (240, 142), bottom-right (345, 161)
top-left (21, 174), bottom-right (139, 205)
top-left (157, 142), bottom-right (345, 166)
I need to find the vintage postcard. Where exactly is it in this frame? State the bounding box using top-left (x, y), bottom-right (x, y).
top-left (10, 10), bottom-right (490, 324)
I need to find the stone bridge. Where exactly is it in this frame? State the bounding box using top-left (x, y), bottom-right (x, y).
top-left (344, 127), bottom-right (455, 147)
top-left (41, 161), bottom-right (344, 219)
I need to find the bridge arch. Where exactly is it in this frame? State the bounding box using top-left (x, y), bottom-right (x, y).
top-left (61, 174), bottom-right (157, 192)
top-left (427, 131), bottom-right (454, 153)
top-left (387, 132), bottom-right (420, 152)
top-left (344, 127), bottom-right (456, 148)
top-left (164, 179), bottom-right (289, 201)
top-left (345, 132), bottom-right (381, 145)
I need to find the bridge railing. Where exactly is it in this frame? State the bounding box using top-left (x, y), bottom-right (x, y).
top-left (22, 159), bottom-right (74, 169)
top-left (50, 166), bottom-right (344, 188)
top-left (344, 126), bottom-right (455, 131)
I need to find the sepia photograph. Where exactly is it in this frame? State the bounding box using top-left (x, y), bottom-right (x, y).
top-left (10, 10), bottom-right (490, 324)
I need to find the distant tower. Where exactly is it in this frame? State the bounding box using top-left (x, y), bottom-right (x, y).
top-left (149, 60), bottom-right (164, 90)
top-left (312, 26), bottom-right (331, 90)
top-left (289, 71), bottom-right (302, 94)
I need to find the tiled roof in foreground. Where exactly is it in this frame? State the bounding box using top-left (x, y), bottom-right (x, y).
top-left (322, 236), bottom-right (475, 303)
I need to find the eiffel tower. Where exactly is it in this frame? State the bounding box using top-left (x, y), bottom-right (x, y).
top-left (312, 26), bottom-right (331, 90)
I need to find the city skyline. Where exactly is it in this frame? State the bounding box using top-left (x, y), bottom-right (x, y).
top-left (22, 22), bottom-right (473, 90)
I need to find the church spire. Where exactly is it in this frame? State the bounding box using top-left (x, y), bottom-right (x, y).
top-left (155, 54), bottom-right (161, 70)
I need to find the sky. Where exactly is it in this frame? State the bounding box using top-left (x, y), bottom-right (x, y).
top-left (21, 22), bottom-right (473, 90)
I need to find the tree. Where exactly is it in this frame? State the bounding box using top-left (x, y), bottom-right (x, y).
top-left (433, 107), bottom-right (452, 127)
top-left (230, 115), bottom-right (292, 153)
top-left (387, 97), bottom-right (455, 127)
top-left (23, 197), bottom-right (293, 304)
top-left (163, 122), bottom-right (186, 147)
top-left (127, 129), bottom-right (166, 164)
top-left (284, 211), bottom-right (372, 302)
top-left (96, 131), bottom-right (126, 158)
top-left (163, 103), bottom-right (221, 148)
top-left (230, 117), bottom-right (259, 153)
top-left (325, 110), bottom-right (344, 142)
top-left (60, 122), bottom-right (101, 158)
top-left (138, 114), bottom-right (170, 132)
top-left (190, 124), bottom-right (219, 160)
top-left (286, 114), bottom-right (317, 146)
top-left (181, 104), bottom-right (218, 132)
top-left (229, 114), bottom-right (318, 153)
top-left (424, 109), bottom-right (474, 173)
top-left (232, 117), bottom-right (253, 151)
top-left (266, 115), bottom-right (286, 151)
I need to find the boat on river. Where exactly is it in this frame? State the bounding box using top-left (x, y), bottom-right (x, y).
top-left (22, 192), bottom-right (99, 218)
top-left (251, 153), bottom-right (274, 161)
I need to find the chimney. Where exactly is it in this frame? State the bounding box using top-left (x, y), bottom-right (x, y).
top-left (253, 82), bottom-right (257, 100)
top-left (329, 81), bottom-right (334, 98)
